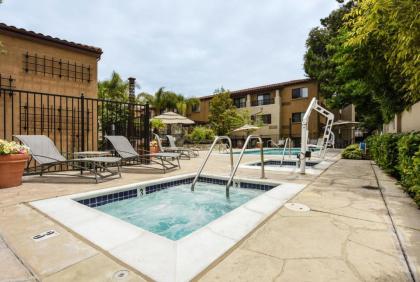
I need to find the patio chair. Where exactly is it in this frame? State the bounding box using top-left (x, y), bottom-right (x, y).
top-left (167, 135), bottom-right (199, 157)
top-left (105, 135), bottom-right (180, 173)
top-left (152, 134), bottom-right (191, 159)
top-left (14, 135), bottom-right (121, 183)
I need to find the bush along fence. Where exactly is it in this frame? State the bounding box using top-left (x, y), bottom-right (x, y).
top-left (367, 132), bottom-right (420, 206)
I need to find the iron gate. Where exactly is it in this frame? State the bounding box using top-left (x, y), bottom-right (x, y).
top-left (0, 88), bottom-right (150, 173)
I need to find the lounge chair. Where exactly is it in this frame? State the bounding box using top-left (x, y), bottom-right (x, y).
top-left (14, 135), bottom-right (121, 183)
top-left (152, 134), bottom-right (191, 159)
top-left (167, 135), bottom-right (199, 157)
top-left (105, 135), bottom-right (180, 173)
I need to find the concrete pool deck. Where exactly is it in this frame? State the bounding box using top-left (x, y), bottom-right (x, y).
top-left (0, 150), bottom-right (419, 281)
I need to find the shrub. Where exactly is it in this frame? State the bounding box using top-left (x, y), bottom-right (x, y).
top-left (367, 133), bottom-right (401, 176)
top-left (342, 144), bottom-right (362, 159)
top-left (187, 127), bottom-right (215, 143)
top-left (368, 132), bottom-right (420, 207)
top-left (397, 133), bottom-right (420, 205)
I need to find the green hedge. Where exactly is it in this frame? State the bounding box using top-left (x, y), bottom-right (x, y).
top-left (341, 144), bottom-right (362, 159)
top-left (367, 132), bottom-right (420, 206)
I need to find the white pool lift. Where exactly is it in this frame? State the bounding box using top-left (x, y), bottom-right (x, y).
top-left (300, 98), bottom-right (334, 174)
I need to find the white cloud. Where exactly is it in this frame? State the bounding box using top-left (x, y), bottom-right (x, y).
top-left (0, 0), bottom-right (338, 96)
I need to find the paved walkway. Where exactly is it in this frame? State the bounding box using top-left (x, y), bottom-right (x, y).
top-left (0, 153), bottom-right (418, 281)
top-left (200, 160), bottom-right (420, 282)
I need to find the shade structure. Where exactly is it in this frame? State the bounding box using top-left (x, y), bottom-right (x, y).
top-left (232, 124), bottom-right (260, 132)
top-left (152, 111), bottom-right (195, 125)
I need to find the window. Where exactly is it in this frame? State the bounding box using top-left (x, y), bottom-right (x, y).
top-left (251, 93), bottom-right (273, 106)
top-left (233, 97), bottom-right (246, 108)
top-left (260, 114), bottom-right (271, 124)
top-left (292, 112), bottom-right (305, 123)
top-left (191, 103), bottom-right (200, 112)
top-left (251, 114), bottom-right (271, 124)
top-left (292, 87), bottom-right (308, 99)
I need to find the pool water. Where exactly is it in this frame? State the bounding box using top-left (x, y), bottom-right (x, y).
top-left (95, 183), bottom-right (263, 240)
top-left (232, 148), bottom-right (318, 155)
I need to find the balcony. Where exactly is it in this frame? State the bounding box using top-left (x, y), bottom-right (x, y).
top-left (251, 98), bottom-right (274, 106)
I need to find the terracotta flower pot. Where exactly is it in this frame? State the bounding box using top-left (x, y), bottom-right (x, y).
top-left (150, 146), bottom-right (160, 154)
top-left (0, 154), bottom-right (28, 188)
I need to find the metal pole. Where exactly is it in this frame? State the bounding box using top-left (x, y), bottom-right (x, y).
top-left (80, 93), bottom-right (85, 151)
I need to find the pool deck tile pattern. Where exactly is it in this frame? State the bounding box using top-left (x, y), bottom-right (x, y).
top-left (0, 150), bottom-right (418, 281)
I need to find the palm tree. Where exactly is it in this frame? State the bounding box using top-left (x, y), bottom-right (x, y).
top-left (138, 88), bottom-right (199, 116)
top-left (98, 71), bottom-right (129, 102)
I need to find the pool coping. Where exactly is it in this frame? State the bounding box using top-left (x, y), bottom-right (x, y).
top-left (30, 173), bottom-right (305, 282)
top-left (239, 158), bottom-right (334, 175)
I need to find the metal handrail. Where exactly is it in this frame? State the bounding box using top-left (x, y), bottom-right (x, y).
top-left (225, 135), bottom-right (265, 197)
top-left (191, 136), bottom-right (233, 191)
top-left (280, 137), bottom-right (292, 165)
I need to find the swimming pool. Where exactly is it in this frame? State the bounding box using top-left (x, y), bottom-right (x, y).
top-left (31, 174), bottom-right (305, 281)
top-left (230, 147), bottom-right (318, 155)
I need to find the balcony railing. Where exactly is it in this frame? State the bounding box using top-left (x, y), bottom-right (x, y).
top-left (251, 98), bottom-right (274, 106)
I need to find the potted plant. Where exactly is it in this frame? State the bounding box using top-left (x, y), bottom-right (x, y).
top-left (149, 140), bottom-right (159, 154)
top-left (0, 139), bottom-right (29, 188)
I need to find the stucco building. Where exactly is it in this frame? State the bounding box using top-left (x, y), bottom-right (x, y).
top-left (188, 78), bottom-right (355, 147)
top-left (0, 22), bottom-right (102, 153)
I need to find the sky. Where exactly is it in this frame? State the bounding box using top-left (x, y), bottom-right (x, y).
top-left (0, 0), bottom-right (338, 97)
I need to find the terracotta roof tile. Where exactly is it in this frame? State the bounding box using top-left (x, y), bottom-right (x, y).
top-left (0, 22), bottom-right (102, 56)
top-left (199, 78), bottom-right (314, 100)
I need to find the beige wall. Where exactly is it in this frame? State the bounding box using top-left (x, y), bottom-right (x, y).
top-left (0, 31), bottom-right (99, 98)
top-left (384, 101), bottom-right (420, 133)
top-left (0, 30), bottom-right (100, 150)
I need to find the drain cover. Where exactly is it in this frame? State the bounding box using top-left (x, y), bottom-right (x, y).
top-left (32, 230), bottom-right (59, 242)
top-left (113, 270), bottom-right (129, 280)
top-left (285, 203), bottom-right (310, 212)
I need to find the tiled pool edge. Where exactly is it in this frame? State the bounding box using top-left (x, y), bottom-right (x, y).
top-left (30, 173), bottom-right (305, 282)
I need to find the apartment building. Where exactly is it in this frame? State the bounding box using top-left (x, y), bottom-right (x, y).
top-left (188, 79), bottom-right (327, 146)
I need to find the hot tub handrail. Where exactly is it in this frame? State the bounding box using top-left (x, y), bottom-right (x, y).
top-left (225, 135), bottom-right (265, 197)
top-left (280, 137), bottom-right (292, 165)
top-left (191, 136), bottom-right (233, 191)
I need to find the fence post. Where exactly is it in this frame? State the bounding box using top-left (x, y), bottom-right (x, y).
top-left (144, 103), bottom-right (150, 154)
top-left (80, 93), bottom-right (85, 151)
top-left (128, 77), bottom-right (135, 140)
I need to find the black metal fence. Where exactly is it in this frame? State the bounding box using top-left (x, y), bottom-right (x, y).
top-left (0, 88), bottom-right (150, 173)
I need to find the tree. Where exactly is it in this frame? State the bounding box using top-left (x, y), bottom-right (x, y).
top-left (345, 0), bottom-right (420, 104)
top-left (209, 88), bottom-right (249, 135)
top-left (97, 71), bottom-right (132, 134)
top-left (303, 0), bottom-right (419, 131)
top-left (98, 71), bottom-right (129, 102)
top-left (138, 88), bottom-right (199, 115)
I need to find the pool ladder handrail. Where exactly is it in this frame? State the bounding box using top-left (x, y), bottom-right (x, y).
top-left (280, 137), bottom-right (292, 166)
top-left (225, 135), bottom-right (265, 197)
top-left (191, 136), bottom-right (233, 191)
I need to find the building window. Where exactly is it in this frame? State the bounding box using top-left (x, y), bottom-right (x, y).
top-left (251, 114), bottom-right (271, 124)
top-left (292, 87), bottom-right (308, 99)
top-left (191, 104), bottom-right (200, 112)
top-left (251, 93), bottom-right (273, 106)
top-left (260, 114), bottom-right (271, 124)
top-left (233, 97), bottom-right (246, 108)
top-left (292, 112), bottom-right (305, 123)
